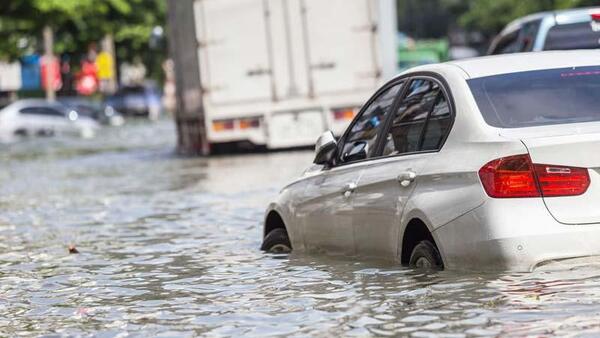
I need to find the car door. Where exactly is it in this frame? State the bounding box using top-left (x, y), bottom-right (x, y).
top-left (351, 77), bottom-right (454, 258)
top-left (16, 107), bottom-right (41, 133)
top-left (298, 81), bottom-right (404, 255)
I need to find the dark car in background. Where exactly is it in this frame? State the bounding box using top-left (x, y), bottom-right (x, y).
top-left (58, 97), bottom-right (124, 126)
top-left (489, 7), bottom-right (600, 55)
top-left (105, 83), bottom-right (162, 120)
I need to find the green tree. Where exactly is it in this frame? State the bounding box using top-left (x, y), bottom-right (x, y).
top-left (0, 0), bottom-right (166, 78)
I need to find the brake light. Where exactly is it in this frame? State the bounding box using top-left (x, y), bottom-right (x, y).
top-left (333, 107), bottom-right (357, 121)
top-left (478, 154), bottom-right (590, 198)
top-left (534, 164), bottom-right (590, 197)
top-left (213, 117), bottom-right (261, 132)
top-left (212, 119), bottom-right (234, 132)
top-left (239, 117), bottom-right (260, 130)
top-left (591, 13), bottom-right (600, 21)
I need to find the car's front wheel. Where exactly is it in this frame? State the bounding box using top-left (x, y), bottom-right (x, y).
top-left (409, 240), bottom-right (443, 269)
top-left (260, 228), bottom-right (292, 253)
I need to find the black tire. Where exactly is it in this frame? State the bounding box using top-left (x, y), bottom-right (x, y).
top-left (409, 240), bottom-right (443, 270)
top-left (260, 228), bottom-right (292, 253)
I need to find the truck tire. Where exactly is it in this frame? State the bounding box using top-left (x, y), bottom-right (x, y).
top-left (261, 228), bottom-right (292, 253)
top-left (409, 240), bottom-right (443, 270)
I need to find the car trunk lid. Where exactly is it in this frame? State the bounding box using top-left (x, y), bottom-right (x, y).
top-left (517, 129), bottom-right (600, 224)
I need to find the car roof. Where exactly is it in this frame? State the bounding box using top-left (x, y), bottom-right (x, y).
top-left (502, 6), bottom-right (600, 33)
top-left (9, 99), bottom-right (70, 111)
top-left (444, 50), bottom-right (600, 79)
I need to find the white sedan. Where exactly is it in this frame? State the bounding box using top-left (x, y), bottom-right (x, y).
top-left (0, 99), bottom-right (99, 141)
top-left (262, 50), bottom-right (600, 272)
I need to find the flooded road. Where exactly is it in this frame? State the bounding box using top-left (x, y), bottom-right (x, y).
top-left (1, 120), bottom-right (600, 337)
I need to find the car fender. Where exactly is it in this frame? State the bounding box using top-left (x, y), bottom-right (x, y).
top-left (263, 180), bottom-right (307, 251)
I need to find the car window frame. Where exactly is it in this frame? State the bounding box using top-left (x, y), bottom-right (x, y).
top-left (374, 74), bottom-right (455, 160)
top-left (333, 78), bottom-right (409, 167)
top-left (488, 27), bottom-right (522, 55)
top-left (331, 72), bottom-right (455, 168)
top-left (20, 106), bottom-right (65, 118)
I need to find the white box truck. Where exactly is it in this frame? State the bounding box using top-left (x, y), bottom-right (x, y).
top-left (193, 0), bottom-right (397, 150)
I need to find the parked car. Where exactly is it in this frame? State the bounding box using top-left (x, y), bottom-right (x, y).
top-left (0, 99), bottom-right (99, 140)
top-left (489, 7), bottom-right (600, 55)
top-left (261, 50), bottom-right (600, 272)
top-left (105, 83), bottom-right (161, 120)
top-left (58, 97), bottom-right (124, 126)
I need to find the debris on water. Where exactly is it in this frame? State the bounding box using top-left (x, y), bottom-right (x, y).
top-left (68, 245), bottom-right (79, 254)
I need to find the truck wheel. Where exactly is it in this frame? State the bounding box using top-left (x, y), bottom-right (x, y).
top-left (409, 240), bottom-right (443, 270)
top-left (261, 228), bottom-right (291, 253)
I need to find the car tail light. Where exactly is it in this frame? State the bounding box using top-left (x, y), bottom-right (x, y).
top-left (533, 164), bottom-right (590, 197)
top-left (239, 117), bottom-right (260, 130)
top-left (333, 107), bottom-right (357, 121)
top-left (591, 13), bottom-right (600, 21)
top-left (478, 154), bottom-right (590, 198)
top-left (212, 119), bottom-right (234, 132)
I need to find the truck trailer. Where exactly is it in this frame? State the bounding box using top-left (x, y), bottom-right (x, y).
top-left (192, 0), bottom-right (398, 150)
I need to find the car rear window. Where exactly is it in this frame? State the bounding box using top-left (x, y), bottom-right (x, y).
top-left (468, 66), bottom-right (600, 128)
top-left (544, 22), bottom-right (600, 50)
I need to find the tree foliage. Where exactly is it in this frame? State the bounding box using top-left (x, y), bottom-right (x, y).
top-left (0, 0), bottom-right (166, 64)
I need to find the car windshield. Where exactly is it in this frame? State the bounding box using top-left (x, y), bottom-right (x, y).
top-left (468, 66), bottom-right (600, 128)
top-left (544, 21), bottom-right (600, 50)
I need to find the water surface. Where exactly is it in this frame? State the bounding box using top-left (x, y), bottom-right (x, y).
top-left (1, 121), bottom-right (600, 337)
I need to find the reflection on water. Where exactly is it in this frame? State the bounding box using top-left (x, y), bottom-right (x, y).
top-left (1, 120), bottom-right (600, 336)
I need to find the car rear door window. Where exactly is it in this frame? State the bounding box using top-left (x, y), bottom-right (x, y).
top-left (490, 30), bottom-right (520, 55)
top-left (421, 94), bottom-right (452, 151)
top-left (381, 79), bottom-right (449, 156)
top-left (339, 82), bottom-right (403, 163)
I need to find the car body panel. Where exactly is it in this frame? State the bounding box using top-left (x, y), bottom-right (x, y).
top-left (520, 132), bottom-right (600, 225)
top-left (435, 198), bottom-right (600, 272)
top-left (450, 50), bottom-right (600, 79)
top-left (352, 153), bottom-right (428, 257)
top-left (297, 163), bottom-right (365, 255)
top-left (264, 51), bottom-right (600, 271)
top-left (0, 99), bottom-right (99, 141)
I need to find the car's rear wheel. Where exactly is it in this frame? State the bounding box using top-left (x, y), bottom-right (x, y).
top-left (409, 240), bottom-right (443, 269)
top-left (260, 228), bottom-right (291, 253)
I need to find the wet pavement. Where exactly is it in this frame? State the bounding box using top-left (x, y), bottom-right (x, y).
top-left (1, 120), bottom-right (600, 337)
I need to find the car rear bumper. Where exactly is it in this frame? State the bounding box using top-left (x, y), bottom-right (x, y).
top-left (434, 198), bottom-right (600, 272)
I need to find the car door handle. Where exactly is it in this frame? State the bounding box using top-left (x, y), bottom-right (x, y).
top-left (397, 171), bottom-right (417, 187)
top-left (342, 182), bottom-right (357, 198)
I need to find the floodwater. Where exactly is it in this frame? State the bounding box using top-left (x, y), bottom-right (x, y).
top-left (1, 120), bottom-right (600, 337)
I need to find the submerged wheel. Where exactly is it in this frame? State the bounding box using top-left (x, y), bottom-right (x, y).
top-left (409, 240), bottom-right (443, 270)
top-left (261, 228), bottom-right (292, 253)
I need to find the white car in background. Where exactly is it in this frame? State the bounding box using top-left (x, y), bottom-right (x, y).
top-left (262, 50), bottom-right (600, 272)
top-left (0, 99), bottom-right (99, 141)
top-left (489, 7), bottom-right (600, 55)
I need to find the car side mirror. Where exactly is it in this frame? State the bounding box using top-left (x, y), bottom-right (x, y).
top-left (314, 131), bottom-right (337, 165)
top-left (342, 141), bottom-right (368, 163)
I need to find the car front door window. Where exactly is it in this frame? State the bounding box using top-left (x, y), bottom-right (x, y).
top-left (382, 79), bottom-right (441, 157)
top-left (339, 83), bottom-right (403, 164)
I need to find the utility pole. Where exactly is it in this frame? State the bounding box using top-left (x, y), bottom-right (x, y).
top-left (43, 25), bottom-right (56, 102)
top-left (167, 0), bottom-right (209, 155)
top-left (378, 0), bottom-right (399, 80)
